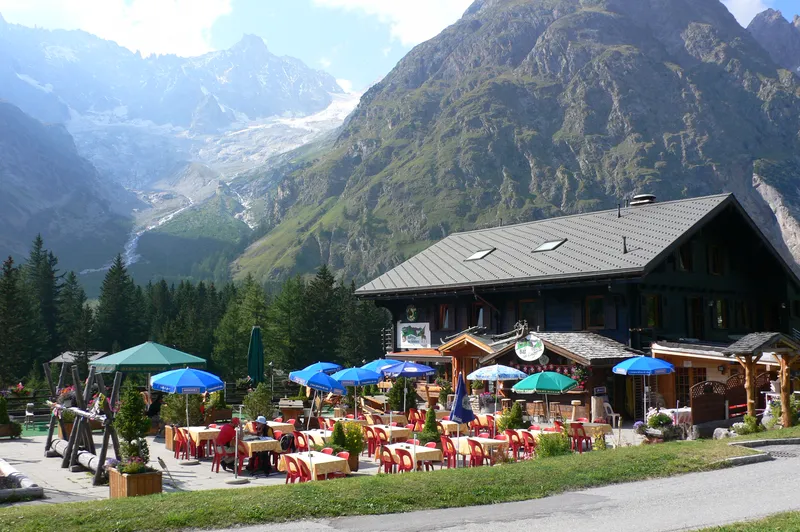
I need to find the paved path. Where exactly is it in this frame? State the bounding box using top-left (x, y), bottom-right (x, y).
top-left (229, 445), bottom-right (800, 532)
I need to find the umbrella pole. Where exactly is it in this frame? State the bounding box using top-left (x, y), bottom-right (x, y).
top-left (225, 406), bottom-right (249, 485)
top-left (179, 393), bottom-right (200, 466)
top-left (185, 394), bottom-right (189, 429)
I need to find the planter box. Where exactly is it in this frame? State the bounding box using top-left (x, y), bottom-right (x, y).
top-left (165, 425), bottom-right (175, 451)
top-left (58, 423), bottom-right (74, 440)
top-left (347, 452), bottom-right (359, 472)
top-left (204, 408), bottom-right (232, 424)
top-left (0, 424), bottom-right (20, 439)
top-left (109, 468), bottom-right (162, 498)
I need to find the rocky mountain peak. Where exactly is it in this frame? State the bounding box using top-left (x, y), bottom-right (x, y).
top-left (231, 34), bottom-right (270, 57)
top-left (748, 8), bottom-right (800, 73)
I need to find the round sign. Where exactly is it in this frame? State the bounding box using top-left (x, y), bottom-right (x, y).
top-left (538, 354), bottom-right (550, 366)
top-left (516, 334), bottom-right (544, 362)
top-left (406, 305), bottom-right (418, 321)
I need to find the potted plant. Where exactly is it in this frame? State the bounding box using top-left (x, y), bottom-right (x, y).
top-left (57, 409), bottom-right (76, 439)
top-left (342, 421), bottom-right (364, 472)
top-left (496, 402), bottom-right (526, 433)
top-left (471, 380), bottom-right (485, 396)
top-left (0, 395), bottom-right (22, 439)
top-left (108, 385), bottom-right (161, 497)
top-left (417, 408), bottom-right (440, 448)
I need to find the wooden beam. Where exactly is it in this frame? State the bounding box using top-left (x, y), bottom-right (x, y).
top-left (779, 354), bottom-right (798, 428)
top-left (734, 354), bottom-right (759, 418)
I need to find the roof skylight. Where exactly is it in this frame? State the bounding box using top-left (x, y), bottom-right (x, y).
top-left (465, 248), bottom-right (495, 261)
top-left (533, 239), bottom-right (567, 252)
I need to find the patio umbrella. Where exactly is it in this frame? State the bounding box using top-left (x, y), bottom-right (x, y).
top-left (246, 326), bottom-right (264, 384)
top-left (382, 362), bottom-right (436, 423)
top-left (467, 364), bottom-right (527, 435)
top-left (449, 372), bottom-right (475, 467)
top-left (90, 342), bottom-right (206, 373)
top-left (512, 371), bottom-right (578, 422)
top-left (301, 362), bottom-right (343, 374)
top-left (613, 356), bottom-right (675, 415)
top-left (150, 368), bottom-right (224, 436)
top-left (331, 367), bottom-right (382, 420)
top-left (289, 368), bottom-right (347, 429)
top-left (361, 358), bottom-right (403, 373)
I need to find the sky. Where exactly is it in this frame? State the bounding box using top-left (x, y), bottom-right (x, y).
top-left (0, 0), bottom-right (795, 93)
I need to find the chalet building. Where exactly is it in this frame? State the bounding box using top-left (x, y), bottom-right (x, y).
top-left (356, 193), bottom-right (800, 419)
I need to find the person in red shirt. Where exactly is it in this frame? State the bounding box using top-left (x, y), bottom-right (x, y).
top-left (215, 418), bottom-right (239, 471)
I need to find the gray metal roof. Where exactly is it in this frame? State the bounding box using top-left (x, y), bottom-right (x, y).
top-left (480, 331), bottom-right (639, 366)
top-left (357, 194), bottom-right (733, 295)
top-left (722, 332), bottom-right (798, 355)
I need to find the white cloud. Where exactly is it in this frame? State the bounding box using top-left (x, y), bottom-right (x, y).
top-left (0, 0), bottom-right (232, 57)
top-left (721, 0), bottom-right (771, 26)
top-left (320, 57), bottom-right (332, 69)
top-left (381, 46), bottom-right (392, 57)
top-left (336, 78), bottom-right (354, 93)
top-left (312, 0), bottom-right (473, 47)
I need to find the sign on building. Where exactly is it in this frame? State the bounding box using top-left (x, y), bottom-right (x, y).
top-left (397, 322), bottom-right (431, 349)
top-left (515, 333), bottom-right (545, 362)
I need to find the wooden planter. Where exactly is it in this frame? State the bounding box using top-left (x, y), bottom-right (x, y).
top-left (204, 408), bottom-right (232, 424)
top-left (164, 425), bottom-right (175, 451)
top-left (58, 423), bottom-right (74, 439)
top-left (109, 468), bottom-right (162, 498)
top-left (347, 452), bottom-right (360, 472)
top-left (0, 424), bottom-right (20, 439)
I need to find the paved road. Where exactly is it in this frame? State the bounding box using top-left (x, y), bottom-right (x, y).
top-left (228, 445), bottom-right (800, 532)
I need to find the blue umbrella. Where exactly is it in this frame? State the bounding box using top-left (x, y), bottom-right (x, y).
top-left (467, 364), bottom-right (527, 382)
top-left (289, 369), bottom-right (346, 394)
top-left (382, 362), bottom-right (435, 413)
top-left (302, 362), bottom-right (343, 374)
top-left (361, 358), bottom-right (403, 373)
top-left (150, 368), bottom-right (224, 429)
top-left (450, 372), bottom-right (475, 425)
top-left (613, 357), bottom-right (674, 414)
top-left (331, 367), bottom-right (382, 420)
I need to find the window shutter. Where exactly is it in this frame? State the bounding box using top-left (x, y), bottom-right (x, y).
top-left (572, 299), bottom-right (583, 330)
top-left (604, 296), bottom-right (617, 330)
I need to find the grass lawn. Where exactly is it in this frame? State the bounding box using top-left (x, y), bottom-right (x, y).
top-left (703, 511), bottom-right (800, 531)
top-left (0, 438), bottom-right (753, 532)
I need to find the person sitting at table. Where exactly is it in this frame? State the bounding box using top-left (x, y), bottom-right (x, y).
top-left (215, 418), bottom-right (240, 471)
top-left (245, 416), bottom-right (274, 475)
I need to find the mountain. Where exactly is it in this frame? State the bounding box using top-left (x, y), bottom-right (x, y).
top-left (0, 100), bottom-right (137, 272)
top-left (233, 0), bottom-right (800, 285)
top-left (748, 9), bottom-right (800, 73)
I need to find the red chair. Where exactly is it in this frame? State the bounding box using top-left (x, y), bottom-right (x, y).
top-left (440, 436), bottom-right (457, 469)
top-left (395, 448), bottom-right (415, 473)
top-left (211, 441), bottom-right (246, 474)
top-left (422, 442), bottom-right (437, 471)
top-left (208, 423), bottom-right (218, 428)
top-left (284, 455), bottom-right (302, 483)
top-left (357, 414), bottom-right (366, 420)
top-left (485, 415), bottom-right (495, 437)
top-left (346, 414), bottom-right (355, 419)
top-left (297, 459), bottom-right (323, 482)
top-left (468, 419), bottom-right (481, 435)
top-left (529, 424), bottom-right (541, 431)
top-left (443, 415), bottom-right (450, 421)
top-left (286, 418), bottom-right (297, 427)
top-left (379, 447), bottom-right (396, 474)
top-left (363, 426), bottom-right (377, 456)
top-left (405, 424), bottom-right (414, 430)
top-left (374, 426), bottom-right (390, 448)
top-left (520, 431), bottom-right (537, 459)
top-left (569, 423), bottom-right (592, 454)
top-left (407, 438), bottom-right (420, 445)
top-left (413, 421), bottom-right (424, 431)
top-left (328, 452), bottom-right (350, 479)
top-left (407, 408), bottom-right (419, 424)
top-left (174, 428), bottom-right (189, 460)
top-left (390, 421), bottom-right (398, 427)
top-left (321, 447), bottom-right (334, 455)
top-left (371, 414), bottom-right (384, 425)
top-left (554, 420), bottom-right (564, 432)
top-left (274, 417), bottom-right (283, 422)
top-left (478, 432), bottom-right (490, 438)
top-left (504, 429), bottom-right (522, 459)
top-left (543, 426), bottom-right (559, 433)
top-left (466, 439), bottom-right (490, 467)
top-left (577, 417), bottom-right (589, 422)
top-left (293, 431), bottom-right (310, 452)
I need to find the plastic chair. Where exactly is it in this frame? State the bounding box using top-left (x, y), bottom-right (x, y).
top-left (174, 428), bottom-right (189, 460)
top-left (363, 426), bottom-right (377, 456)
top-left (374, 426), bottom-right (390, 447)
top-left (372, 414), bottom-right (384, 425)
top-left (554, 420), bottom-right (564, 432)
top-left (390, 421), bottom-right (398, 427)
top-left (357, 414), bottom-right (366, 420)
top-left (504, 430), bottom-right (522, 458)
top-left (485, 415), bottom-right (495, 436)
top-left (422, 442), bottom-right (437, 471)
top-left (328, 452), bottom-right (350, 479)
top-left (529, 424), bottom-right (541, 431)
top-left (395, 448), bottom-right (415, 473)
top-left (321, 447), bottom-right (334, 455)
top-left (520, 430), bottom-right (537, 459)
top-left (293, 431), bottom-right (310, 452)
top-left (576, 417), bottom-right (589, 423)
top-left (297, 458), bottom-right (323, 482)
top-left (405, 424), bottom-right (415, 430)
top-left (286, 418), bottom-right (297, 427)
top-left (24, 403), bottom-right (35, 428)
top-left (466, 439), bottom-right (489, 467)
top-left (379, 447), bottom-right (396, 474)
top-left (478, 432), bottom-right (490, 438)
top-left (442, 415), bottom-right (450, 421)
top-left (346, 414), bottom-right (355, 419)
top-left (569, 423), bottom-right (592, 454)
top-left (603, 403), bottom-right (621, 428)
top-left (407, 408), bottom-right (419, 424)
top-left (284, 455), bottom-right (302, 484)
top-left (274, 417), bottom-right (283, 422)
top-left (436, 421), bottom-right (445, 434)
top-left (407, 438), bottom-right (420, 445)
top-left (440, 436), bottom-right (457, 469)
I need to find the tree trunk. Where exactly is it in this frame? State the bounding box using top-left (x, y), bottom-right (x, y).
top-left (780, 356), bottom-right (795, 428)
top-left (740, 355), bottom-right (758, 419)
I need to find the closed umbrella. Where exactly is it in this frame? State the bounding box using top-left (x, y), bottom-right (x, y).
top-left (449, 372), bottom-right (475, 467)
top-left (467, 364), bottom-right (527, 435)
top-left (512, 371), bottom-right (578, 422)
top-left (331, 367), bottom-right (382, 420)
top-left (247, 326), bottom-right (264, 384)
top-left (382, 362), bottom-right (436, 425)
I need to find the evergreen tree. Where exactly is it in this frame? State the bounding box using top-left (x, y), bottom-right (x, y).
top-left (265, 276), bottom-right (307, 370)
top-left (336, 281), bottom-right (389, 367)
top-left (212, 279), bottom-right (268, 379)
top-left (95, 255), bottom-right (136, 352)
top-left (23, 236), bottom-right (59, 363)
top-left (0, 257), bottom-right (41, 383)
top-left (304, 265), bottom-right (341, 364)
top-left (58, 272), bottom-right (87, 352)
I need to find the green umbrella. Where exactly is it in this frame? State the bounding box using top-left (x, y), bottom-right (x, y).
top-left (247, 326), bottom-right (264, 384)
top-left (512, 371), bottom-right (578, 423)
top-left (89, 342), bottom-right (206, 373)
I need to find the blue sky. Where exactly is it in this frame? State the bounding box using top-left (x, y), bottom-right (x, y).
top-left (0, 0), bottom-right (795, 93)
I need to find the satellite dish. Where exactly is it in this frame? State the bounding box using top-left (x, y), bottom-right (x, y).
top-left (538, 354), bottom-right (550, 366)
top-left (516, 334), bottom-right (545, 362)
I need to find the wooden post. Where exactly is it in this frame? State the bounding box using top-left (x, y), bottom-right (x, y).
top-left (43, 362), bottom-right (67, 456)
top-left (779, 354), bottom-right (797, 428)
top-left (93, 372), bottom-right (122, 486)
top-left (736, 354), bottom-right (761, 419)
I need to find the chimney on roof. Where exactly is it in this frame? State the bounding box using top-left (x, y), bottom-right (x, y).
top-left (617, 203), bottom-right (621, 218)
top-left (630, 194), bottom-right (656, 206)
top-left (623, 236), bottom-right (628, 254)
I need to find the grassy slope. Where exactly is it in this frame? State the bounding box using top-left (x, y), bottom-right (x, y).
top-left (707, 512), bottom-right (800, 531)
top-left (0, 438), bottom-right (753, 532)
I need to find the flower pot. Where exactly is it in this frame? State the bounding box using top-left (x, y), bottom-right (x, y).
top-left (0, 423), bottom-right (20, 439)
top-left (109, 468), bottom-right (162, 498)
top-left (58, 423), bottom-right (74, 440)
top-left (346, 452), bottom-right (360, 472)
top-left (165, 425), bottom-right (175, 451)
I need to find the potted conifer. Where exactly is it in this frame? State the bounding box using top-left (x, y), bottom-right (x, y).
top-left (108, 386), bottom-right (161, 497)
top-left (0, 395), bottom-right (22, 439)
top-left (418, 408), bottom-right (441, 449)
top-left (342, 422), bottom-right (364, 472)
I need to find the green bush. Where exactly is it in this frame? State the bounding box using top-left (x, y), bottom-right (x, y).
top-left (732, 414), bottom-right (765, 435)
top-left (161, 393), bottom-right (203, 426)
top-left (343, 422), bottom-right (365, 456)
top-left (537, 432), bottom-right (571, 458)
top-left (206, 391), bottom-right (227, 411)
top-left (0, 395), bottom-right (10, 424)
top-left (471, 380), bottom-right (485, 394)
top-left (648, 413), bottom-right (673, 429)
top-left (436, 378), bottom-right (452, 407)
top-left (418, 408), bottom-right (440, 445)
top-left (387, 377), bottom-right (418, 412)
top-left (765, 396), bottom-right (800, 429)
top-left (243, 382), bottom-right (274, 421)
top-left (331, 421), bottom-right (346, 448)
top-left (497, 403), bottom-right (526, 432)
top-left (114, 386), bottom-right (151, 464)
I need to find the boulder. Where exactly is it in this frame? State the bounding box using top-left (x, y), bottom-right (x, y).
top-left (713, 428), bottom-right (734, 440)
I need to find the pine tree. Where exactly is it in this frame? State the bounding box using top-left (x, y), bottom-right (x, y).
top-left (304, 265), bottom-right (341, 364)
top-left (336, 281), bottom-right (389, 367)
top-left (212, 279), bottom-right (268, 379)
top-left (265, 276), bottom-right (307, 369)
top-left (58, 272), bottom-right (87, 351)
top-left (95, 255), bottom-right (136, 352)
top-left (23, 236), bottom-right (59, 364)
top-left (0, 257), bottom-right (42, 383)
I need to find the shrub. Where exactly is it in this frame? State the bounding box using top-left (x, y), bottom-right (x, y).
top-left (436, 378), bottom-right (452, 407)
top-left (114, 385), bottom-right (151, 468)
top-left (418, 408), bottom-right (440, 445)
top-left (497, 403), bottom-right (526, 432)
top-left (161, 393), bottom-right (203, 426)
top-left (343, 422), bottom-right (365, 456)
top-left (331, 421), bottom-right (346, 448)
top-left (733, 414), bottom-right (766, 435)
top-left (765, 396), bottom-right (800, 429)
top-left (648, 413), bottom-right (673, 429)
top-left (243, 382), bottom-right (274, 421)
top-left (633, 421), bottom-right (646, 435)
top-left (537, 432), bottom-right (571, 457)
top-left (471, 380), bottom-right (485, 394)
top-left (205, 391), bottom-right (227, 411)
top-left (0, 395), bottom-right (10, 424)
top-left (387, 377), bottom-right (418, 412)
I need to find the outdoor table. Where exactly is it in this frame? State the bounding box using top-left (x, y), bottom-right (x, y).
top-left (570, 400), bottom-right (582, 421)
top-left (264, 420), bottom-right (295, 434)
top-left (439, 419), bottom-right (469, 435)
top-left (277, 451), bottom-right (351, 479)
top-left (382, 442), bottom-right (442, 468)
top-left (301, 429), bottom-right (332, 446)
top-left (369, 414), bottom-right (409, 426)
top-left (329, 417), bottom-right (367, 426)
top-left (434, 410), bottom-right (450, 420)
top-left (186, 426), bottom-right (220, 458)
top-left (451, 436), bottom-right (508, 458)
top-left (371, 424), bottom-right (411, 441)
top-left (564, 421), bottom-right (612, 438)
top-left (241, 438), bottom-right (282, 456)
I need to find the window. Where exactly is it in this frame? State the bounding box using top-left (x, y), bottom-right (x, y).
top-left (586, 296), bottom-right (605, 329)
top-left (644, 294), bottom-right (662, 328)
top-left (736, 301), bottom-right (751, 330)
top-left (676, 243), bottom-right (693, 272)
top-left (533, 239), bottom-right (567, 253)
top-left (693, 367), bottom-right (707, 385)
top-left (465, 248), bottom-right (495, 261)
top-left (438, 304), bottom-right (454, 332)
top-left (472, 303), bottom-right (486, 328)
top-left (713, 299), bottom-right (728, 329)
top-left (708, 246), bottom-right (724, 275)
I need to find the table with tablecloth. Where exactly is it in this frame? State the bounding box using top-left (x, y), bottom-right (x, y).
top-left (263, 420), bottom-right (296, 434)
top-left (370, 424), bottom-right (411, 441)
top-left (439, 419), bottom-right (469, 435)
top-left (368, 414), bottom-right (409, 426)
top-left (328, 417), bottom-right (367, 427)
top-left (564, 421), bottom-right (613, 438)
top-left (277, 451), bottom-right (351, 479)
top-left (301, 429), bottom-right (332, 446)
top-left (434, 410), bottom-right (450, 420)
top-left (475, 414), bottom-right (498, 427)
top-left (186, 426), bottom-right (220, 457)
top-left (241, 438), bottom-right (282, 457)
top-left (381, 442), bottom-right (442, 466)
top-left (451, 436), bottom-right (508, 457)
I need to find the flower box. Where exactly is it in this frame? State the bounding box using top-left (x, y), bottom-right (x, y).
top-left (165, 425), bottom-right (175, 451)
top-left (109, 467), bottom-right (162, 498)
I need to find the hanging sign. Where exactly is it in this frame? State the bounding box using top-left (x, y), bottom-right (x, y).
top-left (516, 334), bottom-right (545, 362)
top-left (398, 322), bottom-right (431, 349)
